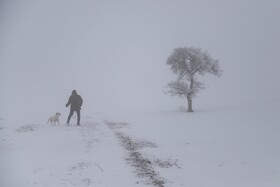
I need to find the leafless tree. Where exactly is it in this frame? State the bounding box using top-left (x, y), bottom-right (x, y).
top-left (166, 47), bottom-right (222, 112)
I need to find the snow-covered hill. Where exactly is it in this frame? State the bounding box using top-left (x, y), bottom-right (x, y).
top-left (1, 101), bottom-right (280, 187)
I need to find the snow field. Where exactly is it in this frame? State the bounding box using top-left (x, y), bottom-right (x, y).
top-left (1, 100), bottom-right (280, 187)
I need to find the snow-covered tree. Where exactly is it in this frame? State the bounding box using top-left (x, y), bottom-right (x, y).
top-left (166, 47), bottom-right (222, 112)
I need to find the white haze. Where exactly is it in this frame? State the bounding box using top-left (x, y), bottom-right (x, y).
top-left (1, 0), bottom-right (280, 124)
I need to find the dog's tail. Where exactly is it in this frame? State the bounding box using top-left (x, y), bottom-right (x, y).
top-left (47, 118), bottom-right (50, 124)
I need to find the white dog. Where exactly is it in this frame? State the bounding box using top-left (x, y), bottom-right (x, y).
top-left (47, 112), bottom-right (61, 125)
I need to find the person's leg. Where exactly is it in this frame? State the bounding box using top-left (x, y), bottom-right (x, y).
top-left (76, 109), bottom-right (81, 125)
top-left (67, 109), bottom-right (74, 124)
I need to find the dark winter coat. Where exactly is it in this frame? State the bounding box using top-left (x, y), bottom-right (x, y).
top-left (66, 90), bottom-right (83, 110)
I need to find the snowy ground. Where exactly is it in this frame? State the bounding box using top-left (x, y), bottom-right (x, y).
top-left (1, 100), bottom-right (280, 187)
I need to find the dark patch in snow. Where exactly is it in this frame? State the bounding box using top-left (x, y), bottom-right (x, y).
top-left (16, 124), bottom-right (37, 133)
top-left (117, 132), bottom-right (165, 187)
top-left (105, 119), bottom-right (165, 186)
top-left (104, 120), bottom-right (129, 129)
top-left (69, 162), bottom-right (91, 171)
top-left (154, 159), bottom-right (182, 169)
top-left (115, 132), bottom-right (157, 151)
top-left (105, 120), bottom-right (181, 187)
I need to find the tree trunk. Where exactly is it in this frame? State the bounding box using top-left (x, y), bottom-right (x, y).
top-left (187, 95), bottom-right (193, 112)
top-left (187, 77), bottom-right (194, 112)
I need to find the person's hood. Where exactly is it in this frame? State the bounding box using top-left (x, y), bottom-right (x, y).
top-left (72, 90), bottom-right (77, 95)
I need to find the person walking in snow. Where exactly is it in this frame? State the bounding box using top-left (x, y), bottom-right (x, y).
top-left (66, 90), bottom-right (83, 126)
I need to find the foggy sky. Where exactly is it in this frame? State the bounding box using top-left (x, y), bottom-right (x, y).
top-left (1, 0), bottom-right (280, 124)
